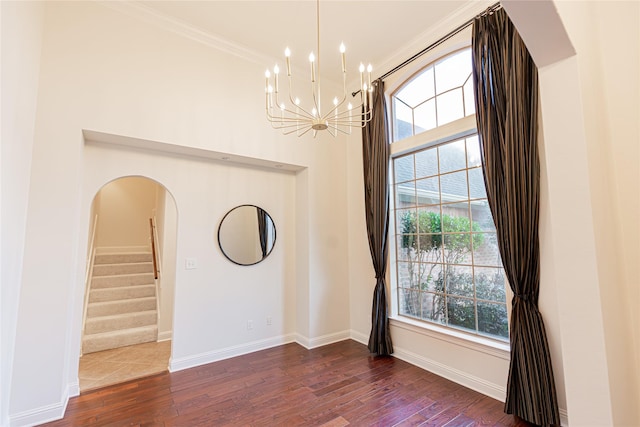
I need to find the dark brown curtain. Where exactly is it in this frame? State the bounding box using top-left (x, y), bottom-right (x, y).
top-left (362, 79), bottom-right (393, 356)
top-left (472, 9), bottom-right (560, 426)
top-left (256, 207), bottom-right (268, 258)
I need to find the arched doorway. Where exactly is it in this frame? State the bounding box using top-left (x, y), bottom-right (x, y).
top-left (78, 175), bottom-right (177, 391)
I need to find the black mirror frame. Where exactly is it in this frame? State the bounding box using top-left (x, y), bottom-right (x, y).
top-left (217, 204), bottom-right (277, 266)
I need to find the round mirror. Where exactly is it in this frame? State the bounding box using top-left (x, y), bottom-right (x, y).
top-left (218, 205), bottom-right (276, 266)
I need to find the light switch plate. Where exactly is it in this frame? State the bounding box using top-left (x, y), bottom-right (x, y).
top-left (185, 258), bottom-right (197, 269)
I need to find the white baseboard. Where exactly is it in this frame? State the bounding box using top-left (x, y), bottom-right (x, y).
top-left (169, 334), bottom-right (296, 372)
top-left (95, 246), bottom-right (150, 254)
top-left (9, 381), bottom-right (76, 427)
top-left (294, 329), bottom-right (351, 349)
top-left (393, 345), bottom-right (507, 401)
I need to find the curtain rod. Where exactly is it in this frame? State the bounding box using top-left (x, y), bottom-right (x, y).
top-left (352, 2), bottom-right (501, 96)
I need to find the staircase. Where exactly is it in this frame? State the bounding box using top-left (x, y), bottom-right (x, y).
top-left (82, 252), bottom-right (158, 354)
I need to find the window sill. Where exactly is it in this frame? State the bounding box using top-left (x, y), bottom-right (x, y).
top-left (389, 315), bottom-right (510, 360)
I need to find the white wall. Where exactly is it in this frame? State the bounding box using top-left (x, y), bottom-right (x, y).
top-left (95, 176), bottom-right (160, 248)
top-left (0, 1), bottom-right (45, 426)
top-left (7, 1), bottom-right (351, 424)
top-left (548, 2), bottom-right (639, 424)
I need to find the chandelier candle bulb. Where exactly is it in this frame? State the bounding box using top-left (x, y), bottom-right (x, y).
top-left (309, 52), bottom-right (316, 82)
top-left (340, 43), bottom-right (346, 73)
top-left (285, 47), bottom-right (291, 76)
top-left (273, 64), bottom-right (280, 93)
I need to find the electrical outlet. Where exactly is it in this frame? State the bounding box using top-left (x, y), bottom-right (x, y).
top-left (247, 320), bottom-right (253, 330)
top-left (266, 316), bottom-right (272, 326)
top-left (185, 258), bottom-right (198, 270)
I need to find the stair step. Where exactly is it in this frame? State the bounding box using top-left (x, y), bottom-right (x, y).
top-left (94, 253), bottom-right (153, 265)
top-left (87, 297), bottom-right (156, 317)
top-left (93, 262), bottom-right (154, 277)
top-left (89, 285), bottom-right (156, 303)
top-left (84, 310), bottom-right (157, 334)
top-left (92, 273), bottom-right (155, 289)
top-left (82, 325), bottom-right (158, 354)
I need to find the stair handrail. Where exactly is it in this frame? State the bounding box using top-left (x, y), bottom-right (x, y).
top-left (149, 217), bottom-right (159, 280)
top-left (150, 216), bottom-right (161, 327)
top-left (82, 214), bottom-right (99, 340)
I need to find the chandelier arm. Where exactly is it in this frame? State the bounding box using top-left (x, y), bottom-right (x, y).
top-left (286, 77), bottom-right (316, 119)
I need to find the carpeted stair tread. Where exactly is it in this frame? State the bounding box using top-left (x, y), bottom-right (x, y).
top-left (84, 310), bottom-right (157, 334)
top-left (92, 272), bottom-right (155, 289)
top-left (93, 262), bottom-right (154, 276)
top-left (82, 325), bottom-right (158, 354)
top-left (89, 284), bottom-right (156, 303)
top-left (94, 252), bottom-right (153, 265)
top-left (87, 296), bottom-right (156, 317)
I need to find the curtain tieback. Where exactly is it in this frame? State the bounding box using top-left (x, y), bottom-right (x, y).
top-left (515, 293), bottom-right (531, 302)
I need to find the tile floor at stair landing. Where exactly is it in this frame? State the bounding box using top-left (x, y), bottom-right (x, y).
top-left (78, 340), bottom-right (171, 392)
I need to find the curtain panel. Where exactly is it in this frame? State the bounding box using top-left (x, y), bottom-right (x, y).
top-left (362, 79), bottom-right (393, 356)
top-left (472, 9), bottom-right (560, 426)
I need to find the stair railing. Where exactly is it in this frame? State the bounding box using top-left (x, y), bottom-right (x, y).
top-left (149, 217), bottom-right (159, 280)
top-left (149, 217), bottom-right (161, 325)
top-left (81, 214), bottom-right (99, 345)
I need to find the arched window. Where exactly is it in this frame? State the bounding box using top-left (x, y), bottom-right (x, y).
top-left (392, 48), bottom-right (475, 142)
top-left (390, 48), bottom-right (509, 342)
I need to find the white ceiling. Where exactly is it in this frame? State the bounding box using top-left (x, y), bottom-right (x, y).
top-left (135, 1), bottom-right (478, 84)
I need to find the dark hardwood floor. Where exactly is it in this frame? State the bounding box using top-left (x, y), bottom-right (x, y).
top-left (42, 340), bottom-right (533, 426)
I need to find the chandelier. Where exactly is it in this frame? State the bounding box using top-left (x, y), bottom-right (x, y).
top-left (264, 0), bottom-right (373, 137)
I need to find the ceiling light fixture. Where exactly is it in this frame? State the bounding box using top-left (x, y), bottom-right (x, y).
top-left (264, 0), bottom-right (373, 137)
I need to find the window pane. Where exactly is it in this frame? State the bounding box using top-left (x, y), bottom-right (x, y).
top-left (470, 200), bottom-right (495, 232)
top-left (399, 288), bottom-right (420, 317)
top-left (477, 301), bottom-right (508, 338)
top-left (446, 265), bottom-right (474, 297)
top-left (420, 263), bottom-right (444, 292)
top-left (396, 208), bottom-right (415, 233)
top-left (414, 99), bottom-right (436, 134)
top-left (396, 66), bottom-right (435, 108)
top-left (436, 88), bottom-right (464, 126)
top-left (395, 182), bottom-right (416, 207)
top-left (463, 76), bottom-right (475, 116)
top-left (393, 98), bottom-right (413, 141)
top-left (396, 235), bottom-right (415, 262)
top-left (394, 155), bottom-right (414, 183)
top-left (447, 296), bottom-right (475, 332)
top-left (440, 170), bottom-right (468, 202)
top-left (422, 292), bottom-right (446, 323)
top-left (472, 232), bottom-right (503, 267)
top-left (415, 149), bottom-right (438, 178)
top-left (416, 234), bottom-right (442, 259)
top-left (435, 49), bottom-right (472, 94)
top-left (438, 139), bottom-right (466, 173)
top-left (468, 167), bottom-right (487, 199)
top-left (416, 206), bottom-right (440, 233)
top-left (416, 177), bottom-right (440, 205)
top-left (442, 202), bottom-right (470, 232)
top-left (443, 234), bottom-right (473, 265)
top-left (466, 135), bottom-right (481, 167)
top-left (475, 267), bottom-right (506, 302)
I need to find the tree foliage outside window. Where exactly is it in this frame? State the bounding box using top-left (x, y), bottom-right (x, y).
top-left (398, 209), bottom-right (508, 338)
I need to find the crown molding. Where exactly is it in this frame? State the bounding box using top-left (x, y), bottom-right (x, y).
top-left (99, 1), bottom-right (273, 66)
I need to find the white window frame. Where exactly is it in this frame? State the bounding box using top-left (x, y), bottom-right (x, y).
top-left (386, 40), bottom-right (511, 354)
